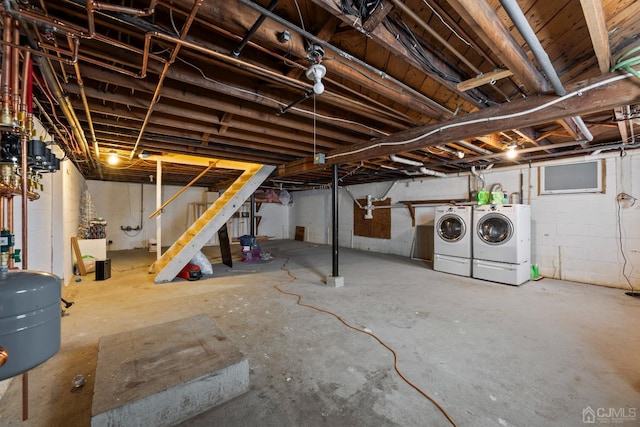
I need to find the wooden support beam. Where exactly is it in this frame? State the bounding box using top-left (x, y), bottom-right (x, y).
top-left (278, 73), bottom-right (640, 175)
top-left (457, 69), bottom-right (514, 92)
top-left (447, 0), bottom-right (550, 93)
top-left (614, 107), bottom-right (630, 144)
top-left (579, 0), bottom-right (611, 74)
top-left (219, 112), bottom-right (234, 135)
top-left (201, 132), bottom-right (210, 146)
top-left (363, 0), bottom-right (393, 32)
top-left (71, 237), bottom-right (86, 276)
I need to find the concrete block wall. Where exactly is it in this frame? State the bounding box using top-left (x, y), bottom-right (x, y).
top-left (87, 181), bottom-right (292, 251)
top-left (291, 152), bottom-right (640, 290)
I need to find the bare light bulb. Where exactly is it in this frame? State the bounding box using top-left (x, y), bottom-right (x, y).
top-left (107, 153), bottom-right (119, 165)
top-left (506, 145), bottom-right (517, 159)
top-left (313, 79), bottom-right (324, 95)
top-left (306, 63), bottom-right (326, 96)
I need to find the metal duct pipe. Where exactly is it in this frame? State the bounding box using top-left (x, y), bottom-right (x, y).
top-left (499, 0), bottom-right (593, 142)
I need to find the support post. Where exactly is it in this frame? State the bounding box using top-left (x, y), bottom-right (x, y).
top-left (156, 161), bottom-right (162, 261)
top-left (326, 164), bottom-right (344, 287)
top-left (250, 193), bottom-right (255, 236)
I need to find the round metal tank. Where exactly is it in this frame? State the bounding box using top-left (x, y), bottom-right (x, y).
top-left (0, 270), bottom-right (61, 380)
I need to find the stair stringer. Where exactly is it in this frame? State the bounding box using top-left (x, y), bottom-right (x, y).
top-left (152, 164), bottom-right (275, 283)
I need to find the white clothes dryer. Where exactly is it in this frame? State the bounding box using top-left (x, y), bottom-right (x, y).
top-left (472, 204), bottom-right (531, 285)
top-left (433, 205), bottom-right (473, 277)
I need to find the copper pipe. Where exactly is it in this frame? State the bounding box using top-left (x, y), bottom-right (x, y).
top-left (12, 21), bottom-right (20, 124)
top-left (88, 0), bottom-right (158, 35)
top-left (0, 195), bottom-right (4, 228)
top-left (0, 345), bottom-right (8, 366)
top-left (1, 15), bottom-right (11, 125)
top-left (129, 0), bottom-right (204, 159)
top-left (0, 39), bottom-right (77, 66)
top-left (20, 51), bottom-right (30, 128)
top-left (5, 0), bottom-right (164, 77)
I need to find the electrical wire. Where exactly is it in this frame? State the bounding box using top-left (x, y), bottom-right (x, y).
top-left (616, 198), bottom-right (635, 293)
top-left (274, 257), bottom-right (458, 427)
top-left (327, 72), bottom-right (634, 160)
top-left (421, 0), bottom-right (470, 47)
top-left (175, 56), bottom-right (389, 135)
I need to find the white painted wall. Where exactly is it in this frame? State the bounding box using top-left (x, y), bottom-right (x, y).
top-left (255, 202), bottom-right (291, 239)
top-left (86, 181), bottom-right (292, 250)
top-left (290, 153), bottom-right (640, 290)
top-left (62, 161), bottom-right (85, 283)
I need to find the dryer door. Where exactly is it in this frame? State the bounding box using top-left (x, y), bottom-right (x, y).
top-left (476, 213), bottom-right (513, 245)
top-left (437, 214), bottom-right (466, 243)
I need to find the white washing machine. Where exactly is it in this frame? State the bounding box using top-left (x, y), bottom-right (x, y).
top-left (433, 205), bottom-right (473, 277)
top-left (472, 204), bottom-right (531, 285)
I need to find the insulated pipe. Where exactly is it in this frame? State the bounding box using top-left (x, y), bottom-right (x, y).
top-left (499, 0), bottom-right (593, 142)
top-left (419, 167), bottom-right (446, 178)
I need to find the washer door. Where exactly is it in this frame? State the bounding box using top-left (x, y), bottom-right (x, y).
top-left (477, 213), bottom-right (513, 245)
top-left (437, 214), bottom-right (466, 243)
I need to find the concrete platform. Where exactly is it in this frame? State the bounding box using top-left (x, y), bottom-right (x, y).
top-left (91, 315), bottom-right (249, 427)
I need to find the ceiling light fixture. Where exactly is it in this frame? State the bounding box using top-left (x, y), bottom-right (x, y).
top-left (306, 63), bottom-right (326, 95)
top-left (107, 152), bottom-right (120, 165)
top-left (506, 144), bottom-right (518, 159)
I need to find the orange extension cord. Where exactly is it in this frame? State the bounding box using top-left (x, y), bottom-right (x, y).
top-left (273, 258), bottom-right (458, 427)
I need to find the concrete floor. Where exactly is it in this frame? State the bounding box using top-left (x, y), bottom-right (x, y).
top-left (0, 239), bottom-right (638, 427)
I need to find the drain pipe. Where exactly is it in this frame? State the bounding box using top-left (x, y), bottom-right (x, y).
top-left (232, 0), bottom-right (279, 57)
top-left (500, 0), bottom-right (593, 143)
top-left (390, 155), bottom-right (447, 177)
top-left (457, 140), bottom-right (493, 155)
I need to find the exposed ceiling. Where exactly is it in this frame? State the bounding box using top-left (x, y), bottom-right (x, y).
top-left (3, 0), bottom-right (640, 189)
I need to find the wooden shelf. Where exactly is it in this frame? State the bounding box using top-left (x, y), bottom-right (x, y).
top-left (398, 199), bottom-right (471, 226)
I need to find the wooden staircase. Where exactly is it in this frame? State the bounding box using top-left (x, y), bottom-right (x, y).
top-left (152, 164), bottom-right (275, 283)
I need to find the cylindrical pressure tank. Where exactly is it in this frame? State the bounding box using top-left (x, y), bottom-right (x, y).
top-left (0, 270), bottom-right (61, 380)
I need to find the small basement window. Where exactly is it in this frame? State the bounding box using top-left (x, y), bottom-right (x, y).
top-left (539, 159), bottom-right (605, 194)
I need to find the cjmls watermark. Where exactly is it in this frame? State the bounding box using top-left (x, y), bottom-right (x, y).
top-left (583, 406), bottom-right (637, 424)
